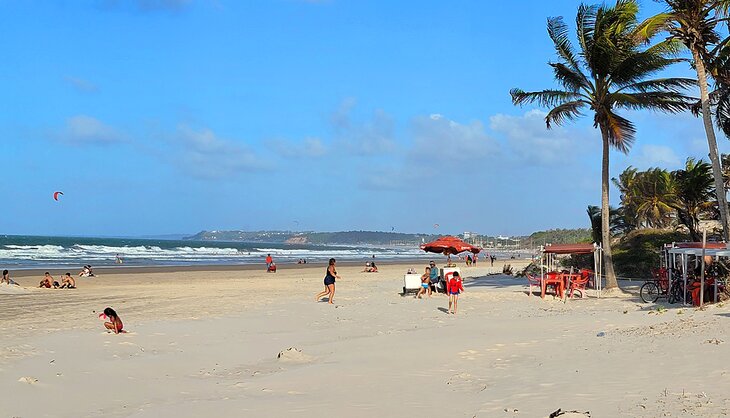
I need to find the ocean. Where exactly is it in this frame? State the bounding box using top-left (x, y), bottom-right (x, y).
top-left (0, 235), bottom-right (432, 269)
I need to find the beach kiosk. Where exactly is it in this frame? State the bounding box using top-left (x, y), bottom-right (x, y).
top-left (540, 243), bottom-right (603, 298)
top-left (663, 242), bottom-right (727, 305)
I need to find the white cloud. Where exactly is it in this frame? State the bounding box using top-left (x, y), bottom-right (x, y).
top-left (360, 167), bottom-right (411, 191)
top-left (489, 109), bottom-right (595, 165)
top-left (268, 137), bottom-right (327, 159)
top-left (63, 76), bottom-right (99, 93)
top-left (633, 144), bottom-right (682, 169)
top-left (171, 125), bottom-right (268, 179)
top-left (54, 115), bottom-right (125, 145)
top-left (410, 114), bottom-right (497, 161)
top-left (331, 99), bottom-right (396, 155)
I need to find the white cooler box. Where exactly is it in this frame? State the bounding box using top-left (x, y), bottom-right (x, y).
top-left (403, 273), bottom-right (423, 294)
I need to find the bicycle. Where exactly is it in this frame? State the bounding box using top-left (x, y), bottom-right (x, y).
top-left (640, 268), bottom-right (669, 303)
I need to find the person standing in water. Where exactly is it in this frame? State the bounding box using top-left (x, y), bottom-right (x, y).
top-left (315, 258), bottom-right (341, 304)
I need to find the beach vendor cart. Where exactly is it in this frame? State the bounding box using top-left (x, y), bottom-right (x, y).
top-left (402, 271), bottom-right (423, 295)
top-left (418, 236), bottom-right (481, 292)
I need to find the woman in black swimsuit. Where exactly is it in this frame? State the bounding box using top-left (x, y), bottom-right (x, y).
top-left (315, 258), bottom-right (340, 304)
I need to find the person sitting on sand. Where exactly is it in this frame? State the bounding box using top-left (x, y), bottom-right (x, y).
top-left (446, 271), bottom-right (464, 314)
top-left (267, 261), bottom-right (277, 273)
top-left (103, 307), bottom-right (124, 334)
top-left (315, 258), bottom-right (340, 304)
top-left (415, 267), bottom-right (432, 299)
top-left (1, 269), bottom-right (18, 285)
top-left (39, 272), bottom-right (55, 288)
top-left (363, 261), bottom-right (379, 273)
top-left (79, 265), bottom-right (90, 277)
top-left (59, 273), bottom-right (76, 289)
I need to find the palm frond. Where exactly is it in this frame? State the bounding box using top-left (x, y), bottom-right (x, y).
top-left (620, 77), bottom-right (697, 93)
top-left (547, 16), bottom-right (581, 71)
top-left (509, 88), bottom-right (582, 108)
top-left (576, 3), bottom-right (599, 65)
top-left (611, 42), bottom-right (686, 87)
top-left (545, 100), bottom-right (587, 128)
top-left (549, 62), bottom-right (590, 92)
top-left (600, 110), bottom-right (636, 153)
top-left (611, 91), bottom-right (694, 113)
top-left (634, 12), bottom-right (675, 43)
top-left (715, 86), bottom-right (730, 137)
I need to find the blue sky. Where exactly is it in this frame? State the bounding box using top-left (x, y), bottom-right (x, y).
top-left (1, 0), bottom-right (727, 237)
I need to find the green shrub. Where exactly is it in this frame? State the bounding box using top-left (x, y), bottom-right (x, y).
top-left (612, 229), bottom-right (689, 279)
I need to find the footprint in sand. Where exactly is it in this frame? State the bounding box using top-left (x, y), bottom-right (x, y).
top-left (445, 372), bottom-right (489, 393)
top-left (119, 342), bottom-right (145, 352)
top-left (458, 349), bottom-right (482, 360)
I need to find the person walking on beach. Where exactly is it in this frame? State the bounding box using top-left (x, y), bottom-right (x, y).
top-left (446, 271), bottom-right (464, 314)
top-left (315, 258), bottom-right (340, 304)
top-left (265, 254), bottom-right (273, 270)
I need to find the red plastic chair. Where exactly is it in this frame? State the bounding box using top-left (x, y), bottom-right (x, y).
top-left (568, 270), bottom-right (590, 298)
top-left (526, 274), bottom-right (542, 296)
top-left (542, 272), bottom-right (564, 298)
top-left (580, 268), bottom-right (596, 289)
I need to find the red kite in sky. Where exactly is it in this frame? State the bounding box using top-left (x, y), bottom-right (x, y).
top-left (53, 191), bottom-right (63, 201)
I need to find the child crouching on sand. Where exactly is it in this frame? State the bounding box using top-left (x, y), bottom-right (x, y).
top-left (446, 271), bottom-right (464, 314)
top-left (103, 307), bottom-right (124, 334)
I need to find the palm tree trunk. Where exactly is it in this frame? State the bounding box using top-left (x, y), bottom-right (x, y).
top-left (600, 126), bottom-right (619, 290)
top-left (693, 48), bottom-right (730, 242)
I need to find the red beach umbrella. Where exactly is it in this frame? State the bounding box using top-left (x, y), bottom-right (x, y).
top-left (420, 236), bottom-right (481, 255)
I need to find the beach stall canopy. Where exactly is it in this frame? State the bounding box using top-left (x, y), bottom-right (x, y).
top-left (541, 243), bottom-right (603, 297)
top-left (420, 236), bottom-right (481, 255)
top-left (663, 242), bottom-right (729, 305)
top-left (542, 243), bottom-right (596, 255)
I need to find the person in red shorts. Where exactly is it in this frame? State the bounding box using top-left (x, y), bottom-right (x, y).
top-left (446, 271), bottom-right (464, 314)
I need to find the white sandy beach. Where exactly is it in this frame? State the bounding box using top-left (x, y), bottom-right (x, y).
top-left (1, 261), bottom-right (729, 417)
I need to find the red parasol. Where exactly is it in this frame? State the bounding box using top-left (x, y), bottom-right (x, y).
top-left (420, 236), bottom-right (481, 255)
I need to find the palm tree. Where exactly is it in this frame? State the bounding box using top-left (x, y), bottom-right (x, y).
top-left (671, 157), bottom-right (716, 240)
top-left (648, 0), bottom-right (730, 241)
top-left (633, 168), bottom-right (677, 228)
top-left (613, 166), bottom-right (641, 228)
top-left (587, 205), bottom-right (628, 244)
top-left (511, 0), bottom-right (695, 290)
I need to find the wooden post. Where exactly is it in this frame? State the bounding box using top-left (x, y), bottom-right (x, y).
top-left (700, 229), bottom-right (706, 308)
